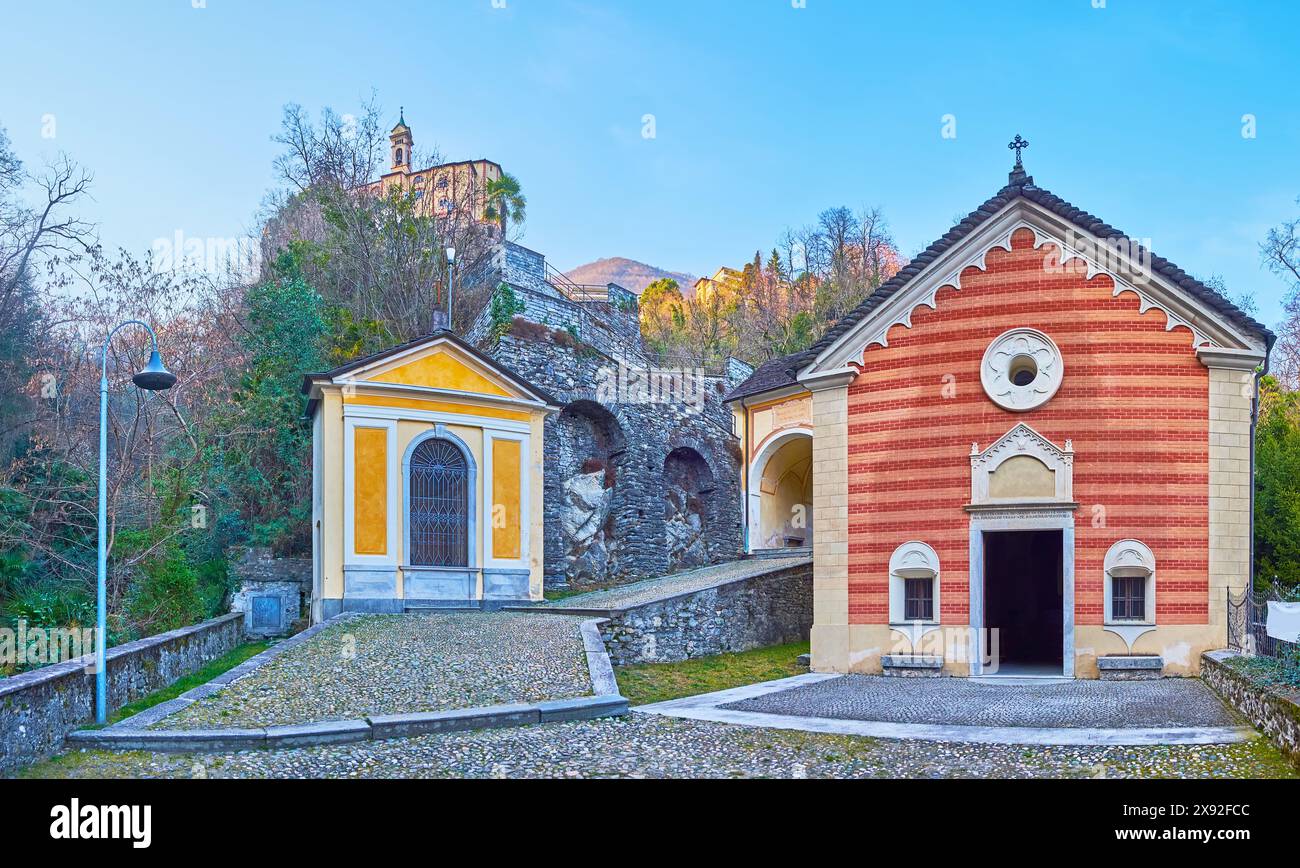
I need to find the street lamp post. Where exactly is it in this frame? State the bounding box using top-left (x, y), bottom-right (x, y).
top-left (445, 246), bottom-right (456, 330)
top-left (96, 321), bottom-right (176, 724)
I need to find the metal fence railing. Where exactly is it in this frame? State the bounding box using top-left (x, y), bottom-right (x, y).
top-left (1228, 585), bottom-right (1299, 661)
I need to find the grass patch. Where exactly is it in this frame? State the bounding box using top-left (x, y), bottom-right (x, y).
top-left (542, 586), bottom-right (595, 603)
top-left (615, 641), bottom-right (809, 706)
top-left (98, 641), bottom-right (272, 727)
top-left (543, 582), bottom-right (624, 603)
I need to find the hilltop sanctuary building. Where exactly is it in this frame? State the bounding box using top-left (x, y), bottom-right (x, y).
top-left (304, 331), bottom-right (557, 618)
top-left (726, 152), bottom-right (1273, 679)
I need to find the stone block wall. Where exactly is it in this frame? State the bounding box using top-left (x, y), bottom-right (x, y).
top-left (0, 613), bottom-right (245, 775)
top-left (467, 285), bottom-right (649, 368)
top-left (1202, 650), bottom-right (1300, 766)
top-left (228, 546), bottom-right (312, 637)
top-left (489, 330), bottom-right (743, 588)
top-left (600, 560), bottom-right (813, 665)
top-left (1207, 366), bottom-right (1255, 637)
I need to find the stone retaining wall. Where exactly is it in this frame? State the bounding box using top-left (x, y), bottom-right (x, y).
top-left (601, 561), bottom-right (812, 666)
top-left (1201, 650), bottom-right (1300, 766)
top-left (492, 330), bottom-right (744, 589)
top-left (0, 613), bottom-right (245, 775)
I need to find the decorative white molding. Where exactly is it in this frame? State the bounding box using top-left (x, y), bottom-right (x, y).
top-left (889, 540), bottom-right (940, 579)
top-left (980, 327), bottom-right (1064, 412)
top-left (800, 200), bottom-right (1264, 378)
top-left (1195, 346), bottom-right (1267, 371)
top-left (970, 423), bottom-right (1074, 505)
top-left (967, 510), bottom-right (1076, 678)
top-left (797, 367), bottom-right (857, 392)
top-left (482, 428), bottom-right (531, 571)
top-left (1104, 538), bottom-right (1156, 578)
top-left (1103, 539), bottom-right (1157, 648)
top-left (888, 541), bottom-right (941, 628)
top-left (1104, 623), bottom-right (1157, 653)
top-left (336, 379), bottom-right (555, 412)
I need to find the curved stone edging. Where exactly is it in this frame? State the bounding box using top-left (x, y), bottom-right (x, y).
top-left (633, 673), bottom-right (1258, 747)
top-left (65, 614), bottom-right (626, 754)
top-left (66, 695), bottom-right (630, 753)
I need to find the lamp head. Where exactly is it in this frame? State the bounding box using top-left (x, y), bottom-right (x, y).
top-left (132, 350), bottom-right (177, 391)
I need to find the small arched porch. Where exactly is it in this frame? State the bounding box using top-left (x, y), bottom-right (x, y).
top-left (747, 428), bottom-right (814, 553)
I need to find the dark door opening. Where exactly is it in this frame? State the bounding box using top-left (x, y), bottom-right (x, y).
top-left (983, 530), bottom-right (1063, 670)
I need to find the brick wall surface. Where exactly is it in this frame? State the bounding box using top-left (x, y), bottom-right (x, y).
top-left (846, 228), bottom-right (1212, 627)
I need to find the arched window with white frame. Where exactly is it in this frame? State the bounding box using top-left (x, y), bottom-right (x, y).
top-left (1103, 539), bottom-right (1156, 625)
top-left (889, 541), bottom-right (940, 625)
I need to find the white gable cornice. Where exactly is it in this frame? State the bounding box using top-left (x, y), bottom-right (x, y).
top-left (341, 334), bottom-right (550, 405)
top-left (801, 199), bottom-right (1265, 377)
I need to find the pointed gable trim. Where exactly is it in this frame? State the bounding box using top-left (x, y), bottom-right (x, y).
top-left (724, 176), bottom-right (1273, 405)
top-left (301, 330), bottom-right (558, 415)
top-left (801, 197), bottom-right (1268, 377)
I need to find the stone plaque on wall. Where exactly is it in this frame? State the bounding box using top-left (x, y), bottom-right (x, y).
top-left (773, 399), bottom-right (807, 428)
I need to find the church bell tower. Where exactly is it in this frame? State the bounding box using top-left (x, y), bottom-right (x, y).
top-left (390, 108), bottom-right (413, 174)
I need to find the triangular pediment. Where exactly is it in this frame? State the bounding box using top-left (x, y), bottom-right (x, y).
top-left (362, 344), bottom-right (516, 397)
top-left (970, 423), bottom-right (1074, 505)
top-left (318, 332), bottom-right (554, 405)
top-left (797, 190), bottom-right (1270, 379)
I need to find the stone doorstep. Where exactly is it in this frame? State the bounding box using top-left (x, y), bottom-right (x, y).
top-left (881, 655), bottom-right (944, 669)
top-left (1097, 655), bottom-right (1164, 670)
top-left (1097, 655), bottom-right (1165, 681)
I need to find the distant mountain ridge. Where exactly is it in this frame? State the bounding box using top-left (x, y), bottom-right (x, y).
top-left (564, 257), bottom-right (696, 296)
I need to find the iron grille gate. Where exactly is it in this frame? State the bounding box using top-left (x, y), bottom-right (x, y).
top-left (409, 438), bottom-right (469, 567)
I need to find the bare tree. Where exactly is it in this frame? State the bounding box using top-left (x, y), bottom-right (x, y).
top-left (264, 100), bottom-right (505, 345)
top-left (0, 125), bottom-right (96, 330)
top-left (2, 247), bottom-right (242, 620)
top-left (1263, 199), bottom-right (1300, 388)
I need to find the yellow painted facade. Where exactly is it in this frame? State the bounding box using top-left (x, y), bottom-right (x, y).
top-left (491, 439), bottom-right (522, 560)
top-left (352, 427), bottom-right (389, 556)
top-left (306, 333), bottom-right (556, 620)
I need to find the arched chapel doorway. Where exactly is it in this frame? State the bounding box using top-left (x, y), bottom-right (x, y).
top-left (748, 429), bottom-right (814, 552)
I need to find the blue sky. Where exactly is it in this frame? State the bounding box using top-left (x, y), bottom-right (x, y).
top-left (2, 0), bottom-right (1297, 325)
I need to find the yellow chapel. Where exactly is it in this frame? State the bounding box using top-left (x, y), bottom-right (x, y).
top-left (302, 331), bottom-right (558, 619)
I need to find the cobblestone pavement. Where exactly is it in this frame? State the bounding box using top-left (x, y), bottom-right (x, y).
top-left (28, 714), bottom-right (1296, 779)
top-left (722, 675), bottom-right (1242, 729)
top-left (155, 613), bottom-right (591, 730)
top-left (543, 557), bottom-right (810, 610)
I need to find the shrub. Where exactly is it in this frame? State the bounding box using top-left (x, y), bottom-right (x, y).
top-left (125, 545), bottom-right (205, 635)
top-left (2, 579), bottom-right (94, 630)
top-left (487, 283), bottom-right (526, 341)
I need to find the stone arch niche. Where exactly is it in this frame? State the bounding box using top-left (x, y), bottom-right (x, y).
top-left (748, 428), bottom-right (814, 551)
top-left (548, 400), bottom-right (628, 586)
top-left (663, 446), bottom-right (716, 571)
